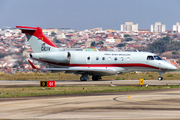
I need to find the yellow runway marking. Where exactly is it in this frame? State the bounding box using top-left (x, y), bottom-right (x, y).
top-left (127, 95), bottom-right (145, 101)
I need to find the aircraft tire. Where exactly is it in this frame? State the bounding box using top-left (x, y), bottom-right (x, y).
top-left (92, 76), bottom-right (100, 81)
top-left (80, 76), bottom-right (87, 81)
top-left (92, 76), bottom-right (98, 81)
top-left (158, 77), bottom-right (163, 81)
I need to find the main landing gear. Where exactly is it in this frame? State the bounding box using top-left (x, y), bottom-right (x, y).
top-left (158, 73), bottom-right (163, 81)
top-left (80, 73), bottom-right (89, 81)
top-left (80, 76), bottom-right (87, 81)
top-left (80, 73), bottom-right (102, 81)
top-left (92, 75), bottom-right (102, 81)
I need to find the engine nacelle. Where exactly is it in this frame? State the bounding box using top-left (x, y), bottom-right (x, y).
top-left (30, 51), bottom-right (71, 63)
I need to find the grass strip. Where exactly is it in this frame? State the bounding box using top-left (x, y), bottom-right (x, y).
top-left (0, 85), bottom-right (179, 98)
top-left (0, 72), bottom-right (180, 80)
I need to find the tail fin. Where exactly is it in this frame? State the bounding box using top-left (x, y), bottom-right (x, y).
top-left (16, 26), bottom-right (60, 53)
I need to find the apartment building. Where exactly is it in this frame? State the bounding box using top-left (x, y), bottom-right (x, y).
top-left (121, 22), bottom-right (138, 32)
top-left (151, 22), bottom-right (166, 33)
top-left (173, 22), bottom-right (180, 33)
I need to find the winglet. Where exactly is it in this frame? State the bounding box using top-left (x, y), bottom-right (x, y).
top-left (28, 60), bottom-right (41, 70)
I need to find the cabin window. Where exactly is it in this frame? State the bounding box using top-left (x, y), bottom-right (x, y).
top-left (127, 57), bottom-right (130, 61)
top-left (114, 57), bottom-right (117, 61)
top-left (102, 57), bottom-right (105, 60)
top-left (147, 56), bottom-right (154, 60)
top-left (87, 56), bottom-right (90, 60)
top-left (121, 57), bottom-right (124, 61)
top-left (154, 55), bottom-right (163, 60)
top-left (96, 57), bottom-right (99, 60)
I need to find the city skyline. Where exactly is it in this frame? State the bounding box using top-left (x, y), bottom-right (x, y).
top-left (0, 0), bottom-right (180, 30)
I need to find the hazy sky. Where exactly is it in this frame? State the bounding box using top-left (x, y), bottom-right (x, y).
top-left (0, 0), bottom-right (180, 30)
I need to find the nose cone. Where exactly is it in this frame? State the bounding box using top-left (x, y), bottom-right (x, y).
top-left (167, 63), bottom-right (177, 71)
top-left (159, 61), bottom-right (177, 71)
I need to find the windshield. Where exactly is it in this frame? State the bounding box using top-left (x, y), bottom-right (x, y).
top-left (154, 55), bottom-right (163, 60)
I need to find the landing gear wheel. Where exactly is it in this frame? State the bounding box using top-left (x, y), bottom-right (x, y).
top-left (80, 76), bottom-right (87, 81)
top-left (92, 76), bottom-right (98, 81)
top-left (80, 73), bottom-right (89, 81)
top-left (158, 72), bottom-right (163, 81)
top-left (92, 76), bottom-right (101, 81)
top-left (158, 77), bottom-right (163, 81)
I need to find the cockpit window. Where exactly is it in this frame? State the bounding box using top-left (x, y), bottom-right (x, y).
top-left (147, 56), bottom-right (154, 60)
top-left (154, 55), bottom-right (163, 60)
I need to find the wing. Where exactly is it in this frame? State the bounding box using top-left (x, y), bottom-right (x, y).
top-left (28, 60), bottom-right (116, 75)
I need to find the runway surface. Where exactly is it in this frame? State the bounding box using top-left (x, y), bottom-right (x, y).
top-left (1, 80), bottom-right (180, 119)
top-left (1, 89), bottom-right (180, 119)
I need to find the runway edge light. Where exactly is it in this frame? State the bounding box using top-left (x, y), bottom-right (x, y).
top-left (140, 79), bottom-right (144, 86)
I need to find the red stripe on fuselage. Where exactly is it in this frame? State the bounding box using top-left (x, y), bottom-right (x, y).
top-left (34, 58), bottom-right (164, 71)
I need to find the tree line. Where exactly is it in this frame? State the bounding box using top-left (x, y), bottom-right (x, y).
top-left (147, 36), bottom-right (180, 55)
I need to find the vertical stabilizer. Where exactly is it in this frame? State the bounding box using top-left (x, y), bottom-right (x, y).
top-left (16, 26), bottom-right (59, 53)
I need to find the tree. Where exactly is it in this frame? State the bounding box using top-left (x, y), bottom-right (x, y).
top-left (53, 37), bottom-right (61, 43)
top-left (97, 41), bottom-right (104, 45)
top-left (172, 51), bottom-right (179, 55)
top-left (167, 42), bottom-right (180, 51)
top-left (173, 34), bottom-right (178, 38)
top-left (125, 38), bottom-right (133, 41)
top-left (0, 53), bottom-right (6, 58)
top-left (51, 32), bottom-right (56, 36)
top-left (20, 48), bottom-right (26, 53)
top-left (116, 43), bottom-right (126, 47)
top-left (91, 41), bottom-right (96, 46)
top-left (148, 40), bottom-right (167, 55)
top-left (160, 35), bottom-right (171, 43)
top-left (124, 34), bottom-right (130, 38)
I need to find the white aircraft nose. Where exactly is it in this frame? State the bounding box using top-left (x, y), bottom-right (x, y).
top-left (168, 64), bottom-right (177, 71)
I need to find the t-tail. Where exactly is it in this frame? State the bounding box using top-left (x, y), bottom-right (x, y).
top-left (16, 26), bottom-right (63, 53)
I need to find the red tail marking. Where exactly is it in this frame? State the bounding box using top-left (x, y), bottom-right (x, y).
top-left (28, 60), bottom-right (41, 70)
top-left (16, 26), bottom-right (57, 48)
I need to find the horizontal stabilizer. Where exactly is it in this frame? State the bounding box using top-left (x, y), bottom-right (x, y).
top-left (28, 60), bottom-right (40, 70)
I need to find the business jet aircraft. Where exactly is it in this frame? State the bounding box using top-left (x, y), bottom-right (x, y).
top-left (16, 26), bottom-right (177, 81)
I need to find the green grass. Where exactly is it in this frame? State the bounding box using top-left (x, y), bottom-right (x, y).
top-left (0, 71), bottom-right (180, 80)
top-left (167, 74), bottom-right (173, 77)
top-left (0, 85), bottom-right (179, 98)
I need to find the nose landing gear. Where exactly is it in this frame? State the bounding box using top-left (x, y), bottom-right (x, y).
top-left (158, 73), bottom-right (163, 81)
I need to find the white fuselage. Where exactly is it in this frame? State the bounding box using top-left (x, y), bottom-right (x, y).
top-left (16, 26), bottom-right (177, 81)
top-left (31, 51), bottom-right (177, 76)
